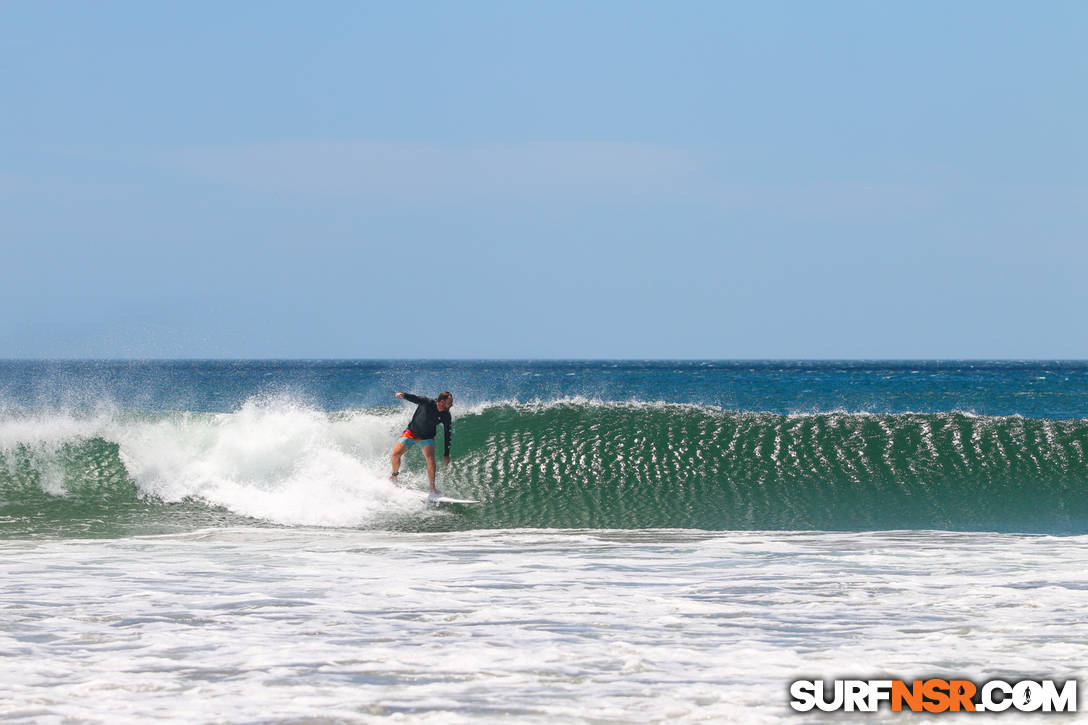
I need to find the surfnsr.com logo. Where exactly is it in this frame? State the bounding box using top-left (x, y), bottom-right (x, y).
top-left (790, 679), bottom-right (1077, 713)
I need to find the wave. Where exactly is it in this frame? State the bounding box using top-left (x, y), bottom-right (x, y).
top-left (2, 399), bottom-right (1087, 533)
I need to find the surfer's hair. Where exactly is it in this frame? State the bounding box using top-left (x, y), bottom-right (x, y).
top-left (437, 391), bottom-right (452, 402)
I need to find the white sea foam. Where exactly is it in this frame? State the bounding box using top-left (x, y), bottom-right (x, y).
top-left (2, 529), bottom-right (1085, 723)
top-left (0, 397), bottom-right (447, 526)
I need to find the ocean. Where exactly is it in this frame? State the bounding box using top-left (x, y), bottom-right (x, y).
top-left (2, 360), bottom-right (1086, 722)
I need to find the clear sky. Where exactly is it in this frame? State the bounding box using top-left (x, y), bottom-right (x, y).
top-left (2, 1), bottom-right (1085, 359)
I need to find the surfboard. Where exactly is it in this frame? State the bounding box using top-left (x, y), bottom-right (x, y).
top-left (401, 488), bottom-right (481, 505)
top-left (427, 493), bottom-right (481, 505)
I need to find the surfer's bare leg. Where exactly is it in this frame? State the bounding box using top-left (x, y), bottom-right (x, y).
top-left (390, 441), bottom-right (409, 479)
top-left (422, 444), bottom-right (438, 493)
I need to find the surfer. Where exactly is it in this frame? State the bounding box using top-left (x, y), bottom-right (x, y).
top-left (390, 391), bottom-right (453, 494)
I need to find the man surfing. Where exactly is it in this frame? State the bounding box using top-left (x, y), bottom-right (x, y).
top-left (390, 391), bottom-right (453, 494)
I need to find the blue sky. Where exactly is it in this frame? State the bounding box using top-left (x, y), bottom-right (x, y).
top-left (2, 1), bottom-right (1085, 358)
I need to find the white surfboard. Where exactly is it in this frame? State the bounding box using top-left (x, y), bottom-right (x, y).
top-left (401, 488), bottom-right (481, 505)
top-left (427, 493), bottom-right (481, 505)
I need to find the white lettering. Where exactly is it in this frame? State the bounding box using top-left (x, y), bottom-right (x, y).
top-left (867, 680), bottom-right (893, 711)
top-left (982, 680), bottom-right (1012, 712)
top-left (1041, 680), bottom-right (1077, 712)
top-left (1014, 680), bottom-right (1043, 712)
top-left (816, 680), bottom-right (844, 712)
top-left (844, 680), bottom-right (869, 712)
top-left (789, 680), bottom-right (817, 712)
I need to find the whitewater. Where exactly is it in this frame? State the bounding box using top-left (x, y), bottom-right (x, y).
top-left (2, 360), bottom-right (1086, 722)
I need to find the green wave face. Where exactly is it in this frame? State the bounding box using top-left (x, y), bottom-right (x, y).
top-left (0, 437), bottom-right (164, 538)
top-left (0, 433), bottom-right (267, 538)
top-left (2, 403), bottom-right (1087, 534)
top-left (446, 403), bottom-right (1088, 532)
top-left (0, 438), bottom-right (138, 505)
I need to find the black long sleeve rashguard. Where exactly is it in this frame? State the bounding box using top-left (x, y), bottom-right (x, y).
top-left (400, 393), bottom-right (452, 457)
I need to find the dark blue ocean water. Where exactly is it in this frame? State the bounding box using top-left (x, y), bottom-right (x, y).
top-left (4, 359), bottom-right (1088, 417)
